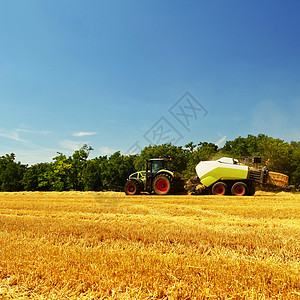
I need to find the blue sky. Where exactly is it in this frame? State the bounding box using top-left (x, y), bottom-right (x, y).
top-left (0, 0), bottom-right (300, 164)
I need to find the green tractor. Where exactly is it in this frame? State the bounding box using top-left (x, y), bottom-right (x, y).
top-left (124, 158), bottom-right (175, 195)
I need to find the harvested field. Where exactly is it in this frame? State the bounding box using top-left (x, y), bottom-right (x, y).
top-left (0, 191), bottom-right (299, 299)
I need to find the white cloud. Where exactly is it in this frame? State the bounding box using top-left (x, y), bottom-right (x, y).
top-left (99, 146), bottom-right (116, 155)
top-left (215, 135), bottom-right (227, 147)
top-left (59, 140), bottom-right (87, 151)
top-left (16, 128), bottom-right (52, 135)
top-left (0, 128), bottom-right (27, 143)
top-left (0, 127), bottom-right (52, 144)
top-left (14, 147), bottom-right (57, 166)
top-left (0, 126), bottom-right (57, 165)
top-left (73, 132), bottom-right (97, 137)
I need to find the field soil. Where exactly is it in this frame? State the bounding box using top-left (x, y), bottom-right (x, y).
top-left (0, 191), bottom-right (299, 299)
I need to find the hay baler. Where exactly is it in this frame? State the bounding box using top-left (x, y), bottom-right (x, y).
top-left (187, 157), bottom-right (289, 196)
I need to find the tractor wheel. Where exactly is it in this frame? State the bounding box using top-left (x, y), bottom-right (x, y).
top-left (153, 174), bottom-right (172, 195)
top-left (212, 182), bottom-right (227, 196)
top-left (124, 180), bottom-right (140, 195)
top-left (231, 182), bottom-right (247, 196)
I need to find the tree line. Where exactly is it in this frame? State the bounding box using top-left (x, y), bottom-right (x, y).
top-left (0, 134), bottom-right (299, 192)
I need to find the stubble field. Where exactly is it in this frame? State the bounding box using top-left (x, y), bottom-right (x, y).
top-left (0, 191), bottom-right (299, 299)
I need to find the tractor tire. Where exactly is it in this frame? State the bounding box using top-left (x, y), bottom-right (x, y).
top-left (231, 182), bottom-right (247, 196)
top-left (212, 182), bottom-right (227, 196)
top-left (124, 180), bottom-right (140, 195)
top-left (153, 174), bottom-right (172, 195)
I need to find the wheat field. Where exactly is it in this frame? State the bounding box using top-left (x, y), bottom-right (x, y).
top-left (0, 191), bottom-right (299, 299)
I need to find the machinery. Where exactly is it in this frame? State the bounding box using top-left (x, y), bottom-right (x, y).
top-left (124, 156), bottom-right (289, 196)
top-left (186, 157), bottom-right (289, 196)
top-left (124, 158), bottom-right (175, 195)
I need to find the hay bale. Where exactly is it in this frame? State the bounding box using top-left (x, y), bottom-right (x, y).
top-left (267, 171), bottom-right (289, 188)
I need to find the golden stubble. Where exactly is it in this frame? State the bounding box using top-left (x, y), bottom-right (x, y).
top-left (0, 191), bottom-right (299, 299)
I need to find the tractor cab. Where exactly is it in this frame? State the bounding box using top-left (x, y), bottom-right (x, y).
top-left (146, 158), bottom-right (171, 175)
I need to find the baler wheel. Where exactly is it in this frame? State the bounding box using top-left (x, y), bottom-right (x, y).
top-left (231, 182), bottom-right (247, 196)
top-left (212, 182), bottom-right (227, 195)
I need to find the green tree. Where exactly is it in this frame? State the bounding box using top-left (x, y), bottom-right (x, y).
top-left (0, 153), bottom-right (27, 191)
top-left (221, 134), bottom-right (264, 157)
top-left (82, 157), bottom-right (106, 191)
top-left (50, 153), bottom-right (72, 191)
top-left (184, 142), bottom-right (197, 154)
top-left (69, 145), bottom-right (94, 190)
top-left (0, 134), bottom-right (298, 192)
top-left (22, 162), bottom-right (53, 191)
top-left (101, 152), bottom-right (136, 190)
top-left (257, 136), bottom-right (293, 174)
top-left (290, 141), bottom-right (300, 187)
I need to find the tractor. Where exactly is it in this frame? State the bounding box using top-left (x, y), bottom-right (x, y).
top-left (124, 158), bottom-right (175, 195)
top-left (124, 156), bottom-right (289, 196)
